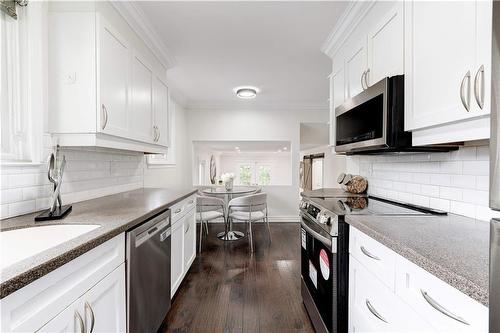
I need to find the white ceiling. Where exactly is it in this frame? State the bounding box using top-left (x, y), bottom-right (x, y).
top-left (137, 1), bottom-right (348, 109)
top-left (193, 140), bottom-right (291, 153)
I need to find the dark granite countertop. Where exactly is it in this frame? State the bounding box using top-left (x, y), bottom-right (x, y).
top-left (0, 187), bottom-right (196, 299)
top-left (346, 214), bottom-right (489, 306)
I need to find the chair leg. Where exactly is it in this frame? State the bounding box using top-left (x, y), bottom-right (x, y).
top-left (204, 221), bottom-right (209, 235)
top-left (265, 217), bottom-right (272, 242)
top-left (199, 220), bottom-right (203, 253)
top-left (248, 220), bottom-right (254, 253)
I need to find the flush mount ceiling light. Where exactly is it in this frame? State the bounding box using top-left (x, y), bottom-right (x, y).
top-left (234, 86), bottom-right (259, 99)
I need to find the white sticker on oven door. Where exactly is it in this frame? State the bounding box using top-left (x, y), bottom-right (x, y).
top-left (319, 249), bottom-right (330, 280)
top-left (301, 228), bottom-right (306, 249)
top-left (309, 260), bottom-right (317, 289)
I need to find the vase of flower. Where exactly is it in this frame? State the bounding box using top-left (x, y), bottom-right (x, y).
top-left (221, 173), bottom-right (235, 191)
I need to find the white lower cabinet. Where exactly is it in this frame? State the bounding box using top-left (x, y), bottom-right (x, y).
top-left (39, 263), bottom-right (126, 333)
top-left (349, 256), bottom-right (434, 333)
top-left (349, 227), bottom-right (488, 333)
top-left (1, 234), bottom-right (125, 333)
top-left (171, 195), bottom-right (197, 297)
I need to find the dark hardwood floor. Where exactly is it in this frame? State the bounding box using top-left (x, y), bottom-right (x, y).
top-left (159, 222), bottom-right (315, 333)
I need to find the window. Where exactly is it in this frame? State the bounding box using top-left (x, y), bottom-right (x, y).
top-left (238, 163), bottom-right (271, 186)
top-left (1, 4), bottom-right (30, 162)
top-left (239, 165), bottom-right (252, 185)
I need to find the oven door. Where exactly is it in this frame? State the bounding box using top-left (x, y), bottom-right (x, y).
top-left (300, 214), bottom-right (336, 333)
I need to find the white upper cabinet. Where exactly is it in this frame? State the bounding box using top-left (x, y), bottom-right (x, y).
top-left (98, 18), bottom-right (130, 137)
top-left (131, 53), bottom-right (154, 143)
top-left (404, 0), bottom-right (492, 144)
top-left (48, 3), bottom-right (169, 153)
top-left (366, 2), bottom-right (403, 86)
top-left (153, 77), bottom-right (170, 147)
top-left (345, 36), bottom-right (368, 98)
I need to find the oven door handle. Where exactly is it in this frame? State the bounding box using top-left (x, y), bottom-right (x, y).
top-left (300, 219), bottom-right (332, 249)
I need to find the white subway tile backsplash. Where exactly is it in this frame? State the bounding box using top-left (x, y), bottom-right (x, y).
top-left (347, 145), bottom-right (492, 221)
top-left (1, 147), bottom-right (144, 219)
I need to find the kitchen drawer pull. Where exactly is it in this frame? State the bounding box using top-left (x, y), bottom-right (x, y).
top-left (460, 70), bottom-right (471, 112)
top-left (474, 65), bottom-right (485, 109)
top-left (420, 289), bottom-right (470, 325)
top-left (75, 310), bottom-right (85, 333)
top-left (174, 208), bottom-right (182, 214)
top-left (101, 104), bottom-right (108, 130)
top-left (361, 70), bottom-right (367, 90)
top-left (185, 223), bottom-right (190, 234)
top-left (364, 68), bottom-right (370, 88)
top-left (365, 299), bottom-right (388, 323)
top-left (153, 126), bottom-right (158, 142)
top-left (85, 301), bottom-right (95, 333)
top-left (360, 246), bottom-right (380, 260)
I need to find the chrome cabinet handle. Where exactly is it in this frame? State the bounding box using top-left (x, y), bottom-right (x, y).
top-left (420, 289), bottom-right (470, 325)
top-left (360, 246), bottom-right (380, 260)
top-left (185, 223), bottom-right (190, 234)
top-left (361, 70), bottom-right (367, 90)
top-left (460, 70), bottom-right (471, 112)
top-left (474, 65), bottom-right (485, 109)
top-left (364, 68), bottom-right (370, 88)
top-left (75, 310), bottom-right (85, 333)
top-left (153, 126), bottom-right (159, 142)
top-left (366, 299), bottom-right (388, 323)
top-left (85, 301), bottom-right (95, 333)
top-left (174, 208), bottom-right (182, 214)
top-left (101, 104), bottom-right (108, 130)
top-left (156, 128), bottom-right (160, 142)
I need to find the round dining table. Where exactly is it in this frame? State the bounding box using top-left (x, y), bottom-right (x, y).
top-left (201, 186), bottom-right (260, 241)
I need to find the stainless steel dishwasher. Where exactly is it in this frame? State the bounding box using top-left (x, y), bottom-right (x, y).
top-left (126, 209), bottom-right (171, 333)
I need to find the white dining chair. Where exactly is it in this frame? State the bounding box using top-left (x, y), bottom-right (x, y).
top-left (227, 193), bottom-right (271, 252)
top-left (196, 196), bottom-right (225, 252)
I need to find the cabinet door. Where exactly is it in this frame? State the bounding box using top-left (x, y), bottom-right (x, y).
top-left (405, 1), bottom-right (477, 131)
top-left (472, 0), bottom-right (492, 115)
top-left (183, 209), bottom-right (196, 270)
top-left (153, 76), bottom-right (169, 147)
top-left (131, 53), bottom-right (154, 143)
top-left (345, 38), bottom-right (367, 98)
top-left (171, 219), bottom-right (185, 297)
top-left (82, 263), bottom-right (126, 333)
top-left (98, 17), bottom-right (130, 137)
top-left (329, 65), bottom-right (345, 147)
top-left (367, 2), bottom-right (403, 86)
top-left (37, 301), bottom-right (82, 333)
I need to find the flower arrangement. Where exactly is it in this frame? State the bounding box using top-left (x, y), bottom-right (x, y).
top-left (220, 173), bottom-right (235, 190)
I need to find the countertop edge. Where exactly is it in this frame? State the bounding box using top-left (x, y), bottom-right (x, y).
top-left (0, 189), bottom-right (197, 299)
top-left (346, 216), bottom-right (489, 307)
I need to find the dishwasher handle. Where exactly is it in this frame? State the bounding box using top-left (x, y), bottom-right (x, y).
top-left (135, 219), bottom-right (169, 247)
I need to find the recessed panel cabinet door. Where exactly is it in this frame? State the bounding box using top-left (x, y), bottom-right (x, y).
top-left (153, 77), bottom-right (169, 147)
top-left (98, 18), bottom-right (130, 137)
top-left (37, 302), bottom-right (81, 333)
top-left (82, 264), bottom-right (126, 333)
top-left (346, 39), bottom-right (367, 99)
top-left (171, 219), bottom-right (185, 297)
top-left (405, 1), bottom-right (477, 131)
top-left (183, 209), bottom-right (196, 269)
top-left (131, 54), bottom-right (154, 143)
top-left (367, 2), bottom-right (403, 86)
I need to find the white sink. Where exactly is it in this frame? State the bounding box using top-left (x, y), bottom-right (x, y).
top-left (0, 224), bottom-right (100, 270)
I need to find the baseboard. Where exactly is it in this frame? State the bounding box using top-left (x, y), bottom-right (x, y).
top-left (203, 215), bottom-right (299, 223)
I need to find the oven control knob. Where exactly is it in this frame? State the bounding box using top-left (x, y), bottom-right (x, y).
top-left (319, 214), bottom-right (329, 224)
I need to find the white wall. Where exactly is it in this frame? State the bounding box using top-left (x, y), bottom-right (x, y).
top-left (187, 107), bottom-right (329, 221)
top-left (346, 145), bottom-right (497, 221)
top-left (144, 101), bottom-right (192, 189)
top-left (300, 145), bottom-right (346, 189)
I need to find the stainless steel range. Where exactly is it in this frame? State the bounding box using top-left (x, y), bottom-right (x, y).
top-left (299, 194), bottom-right (446, 333)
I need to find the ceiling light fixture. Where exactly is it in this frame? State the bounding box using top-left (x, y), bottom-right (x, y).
top-left (283, 147), bottom-right (288, 150)
top-left (235, 147), bottom-right (240, 150)
top-left (234, 86), bottom-right (259, 99)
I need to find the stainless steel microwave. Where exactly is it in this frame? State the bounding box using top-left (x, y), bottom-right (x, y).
top-left (334, 75), bottom-right (410, 154)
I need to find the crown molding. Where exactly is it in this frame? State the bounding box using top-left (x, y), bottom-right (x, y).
top-left (111, 1), bottom-right (176, 69)
top-left (321, 1), bottom-right (376, 58)
top-left (186, 101), bottom-right (329, 112)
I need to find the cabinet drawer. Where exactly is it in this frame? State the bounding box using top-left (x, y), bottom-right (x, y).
top-left (349, 228), bottom-right (396, 291)
top-left (395, 256), bottom-right (487, 333)
top-left (349, 256), bottom-right (435, 333)
top-left (1, 234), bottom-right (125, 333)
top-left (171, 195), bottom-right (196, 225)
